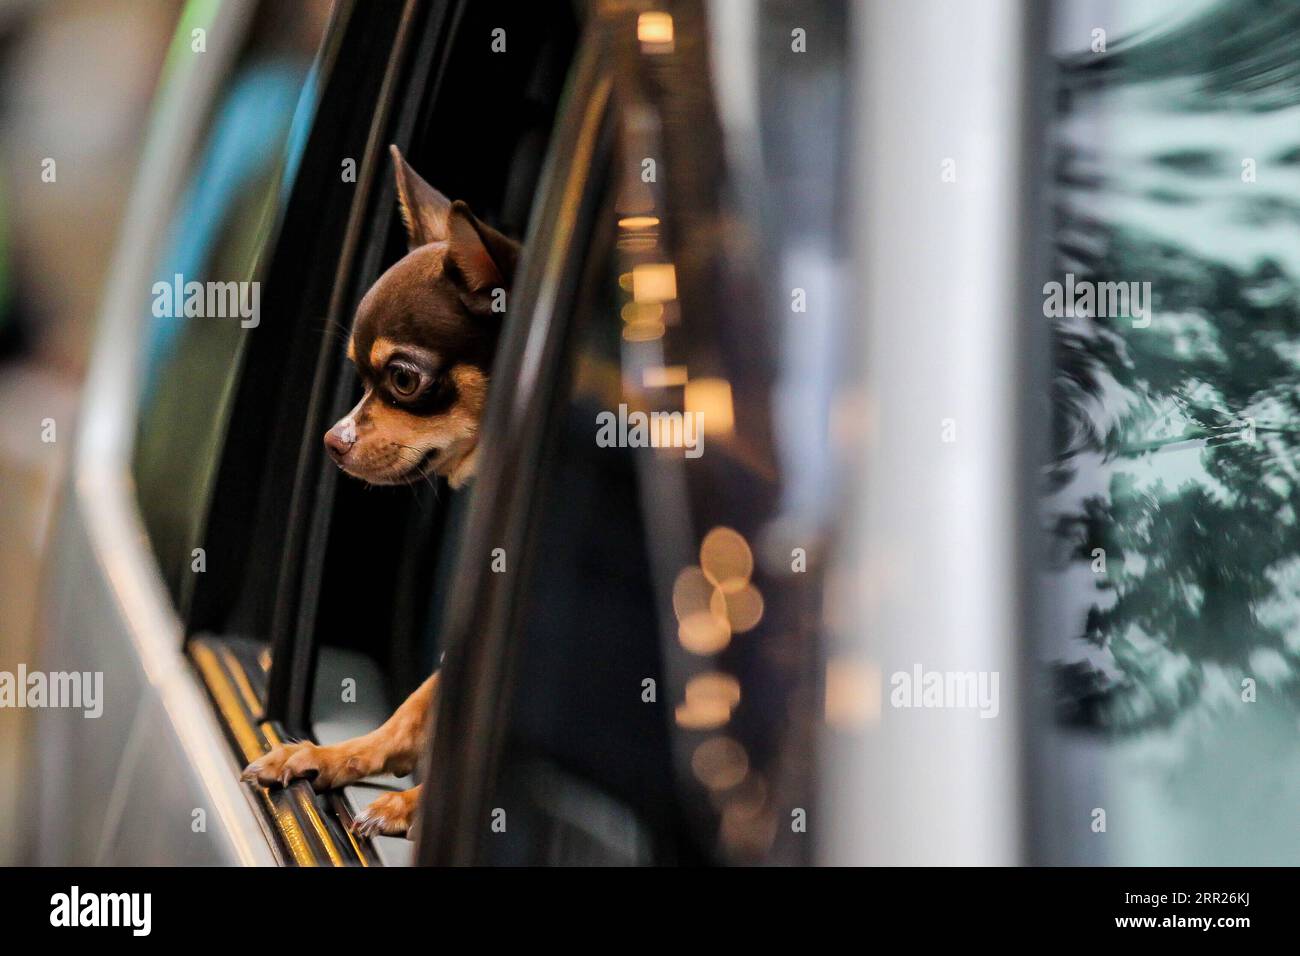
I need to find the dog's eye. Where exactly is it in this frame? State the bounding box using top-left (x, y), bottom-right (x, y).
top-left (387, 364), bottom-right (423, 398)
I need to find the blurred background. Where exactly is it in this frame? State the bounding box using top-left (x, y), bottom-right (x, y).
top-left (0, 0), bottom-right (182, 862)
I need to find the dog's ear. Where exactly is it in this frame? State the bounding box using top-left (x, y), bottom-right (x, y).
top-left (390, 144), bottom-right (451, 249)
top-left (445, 200), bottom-right (520, 313)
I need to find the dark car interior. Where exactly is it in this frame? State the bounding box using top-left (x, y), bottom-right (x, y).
top-left (315, 2), bottom-right (581, 712)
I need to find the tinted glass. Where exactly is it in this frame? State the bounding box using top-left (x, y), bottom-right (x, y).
top-left (630, 1), bottom-right (849, 865)
top-left (133, 2), bottom-right (333, 607)
top-left (482, 0), bottom-right (852, 864)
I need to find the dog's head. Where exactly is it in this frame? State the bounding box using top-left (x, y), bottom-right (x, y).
top-left (324, 146), bottom-right (518, 488)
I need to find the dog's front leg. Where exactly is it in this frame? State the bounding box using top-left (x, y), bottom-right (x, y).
top-left (352, 785), bottom-right (422, 838)
top-left (241, 673), bottom-right (438, 790)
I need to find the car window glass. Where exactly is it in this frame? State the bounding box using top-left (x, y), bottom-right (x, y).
top-left (133, 2), bottom-right (333, 607)
top-left (460, 2), bottom-right (851, 866)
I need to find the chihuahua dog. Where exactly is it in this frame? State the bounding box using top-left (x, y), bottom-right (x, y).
top-left (241, 146), bottom-right (519, 838)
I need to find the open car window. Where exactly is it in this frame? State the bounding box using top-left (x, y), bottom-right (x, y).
top-left (255, 0), bottom-right (580, 866)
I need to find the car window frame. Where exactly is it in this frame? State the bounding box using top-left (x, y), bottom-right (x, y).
top-left (268, 0), bottom-right (585, 749)
top-left (185, 0), bottom-right (441, 867)
top-left (415, 9), bottom-right (618, 865)
top-left (187, 0), bottom-right (403, 645)
top-left (190, 0), bottom-right (601, 865)
top-left (260, 0), bottom-right (456, 734)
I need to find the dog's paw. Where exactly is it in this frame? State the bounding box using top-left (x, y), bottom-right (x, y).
top-left (352, 786), bottom-right (421, 839)
top-left (240, 741), bottom-right (373, 791)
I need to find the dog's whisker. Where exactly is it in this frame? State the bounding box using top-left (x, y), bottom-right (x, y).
top-left (391, 443), bottom-right (441, 495)
top-left (316, 314), bottom-right (351, 338)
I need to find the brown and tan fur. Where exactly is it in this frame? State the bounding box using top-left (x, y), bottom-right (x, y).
top-left (241, 146), bottom-right (518, 837)
top-left (242, 675), bottom-right (437, 837)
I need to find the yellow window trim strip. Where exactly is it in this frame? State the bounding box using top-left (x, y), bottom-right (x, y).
top-left (191, 639), bottom-right (355, 867)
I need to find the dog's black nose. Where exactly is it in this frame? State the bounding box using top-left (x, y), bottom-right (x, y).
top-left (324, 423), bottom-right (355, 461)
